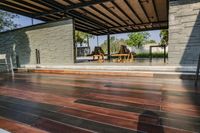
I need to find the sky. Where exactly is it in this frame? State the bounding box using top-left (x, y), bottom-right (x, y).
top-left (13, 14), bottom-right (161, 50)
top-left (90, 30), bottom-right (161, 46)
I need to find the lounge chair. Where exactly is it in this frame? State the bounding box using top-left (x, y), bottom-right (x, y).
top-left (91, 47), bottom-right (105, 63)
top-left (111, 45), bottom-right (134, 63)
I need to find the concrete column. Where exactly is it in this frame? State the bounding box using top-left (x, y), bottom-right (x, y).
top-left (168, 0), bottom-right (200, 65)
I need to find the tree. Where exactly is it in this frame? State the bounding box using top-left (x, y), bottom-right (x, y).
top-left (126, 32), bottom-right (150, 48)
top-left (160, 29), bottom-right (168, 46)
top-left (75, 31), bottom-right (93, 46)
top-left (100, 36), bottom-right (115, 53)
top-left (75, 31), bottom-right (88, 46)
top-left (146, 39), bottom-right (156, 44)
top-left (0, 11), bottom-right (19, 31)
top-left (100, 37), bottom-right (126, 53)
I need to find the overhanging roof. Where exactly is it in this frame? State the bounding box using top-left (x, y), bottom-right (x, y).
top-left (0, 0), bottom-right (168, 35)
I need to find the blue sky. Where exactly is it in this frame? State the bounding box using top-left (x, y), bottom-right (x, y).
top-left (90, 30), bottom-right (161, 46)
top-left (13, 15), bottom-right (161, 48)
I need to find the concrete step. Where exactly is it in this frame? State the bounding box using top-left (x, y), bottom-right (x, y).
top-left (15, 67), bottom-right (197, 80)
top-left (21, 65), bottom-right (197, 73)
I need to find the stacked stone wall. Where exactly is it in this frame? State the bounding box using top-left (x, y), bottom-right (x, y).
top-left (169, 0), bottom-right (200, 65)
top-left (0, 19), bottom-right (74, 70)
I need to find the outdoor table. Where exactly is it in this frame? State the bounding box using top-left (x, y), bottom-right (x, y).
top-left (111, 53), bottom-right (133, 63)
top-left (93, 54), bottom-right (104, 63)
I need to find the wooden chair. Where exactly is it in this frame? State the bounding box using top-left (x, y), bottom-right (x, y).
top-left (91, 47), bottom-right (105, 63)
top-left (112, 45), bottom-right (134, 63)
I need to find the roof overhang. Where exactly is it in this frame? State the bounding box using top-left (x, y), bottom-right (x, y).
top-left (0, 0), bottom-right (168, 35)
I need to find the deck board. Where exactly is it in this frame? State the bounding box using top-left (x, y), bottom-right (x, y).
top-left (0, 73), bottom-right (199, 133)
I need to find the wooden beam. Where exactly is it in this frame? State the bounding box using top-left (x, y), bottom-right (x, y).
top-left (79, 0), bottom-right (123, 28)
top-left (138, 0), bottom-right (151, 22)
top-left (124, 0), bottom-right (143, 24)
top-left (35, 0), bottom-right (115, 17)
top-left (97, 26), bottom-right (168, 35)
top-left (152, 0), bottom-right (159, 21)
top-left (1, 1), bottom-right (41, 14)
top-left (89, 21), bottom-right (168, 32)
top-left (111, 1), bottom-right (136, 31)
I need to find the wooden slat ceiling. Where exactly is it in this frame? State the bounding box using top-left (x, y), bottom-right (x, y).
top-left (0, 0), bottom-right (168, 35)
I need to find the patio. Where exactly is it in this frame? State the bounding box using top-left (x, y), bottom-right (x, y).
top-left (0, 0), bottom-right (168, 68)
top-left (0, 0), bottom-right (200, 133)
top-left (0, 73), bottom-right (199, 133)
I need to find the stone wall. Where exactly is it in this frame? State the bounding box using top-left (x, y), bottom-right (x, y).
top-left (169, 0), bottom-right (200, 65)
top-left (0, 19), bottom-right (74, 69)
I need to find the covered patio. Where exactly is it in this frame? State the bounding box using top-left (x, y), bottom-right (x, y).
top-left (0, 0), bottom-right (200, 133)
top-left (0, 0), bottom-right (168, 67)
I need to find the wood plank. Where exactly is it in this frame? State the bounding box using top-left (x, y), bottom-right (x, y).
top-left (0, 117), bottom-right (47, 133)
top-left (75, 99), bottom-right (200, 132)
top-left (0, 99), bottom-right (138, 133)
top-left (0, 95), bottom-right (195, 133)
top-left (1, 82), bottom-right (200, 117)
top-left (60, 107), bottom-right (194, 133)
top-left (0, 73), bottom-right (199, 133)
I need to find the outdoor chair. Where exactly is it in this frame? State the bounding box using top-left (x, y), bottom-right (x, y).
top-left (0, 54), bottom-right (14, 76)
top-left (111, 45), bottom-right (134, 63)
top-left (91, 47), bottom-right (105, 63)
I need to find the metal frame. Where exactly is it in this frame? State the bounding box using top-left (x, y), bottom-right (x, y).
top-left (0, 0), bottom-right (168, 35)
top-left (149, 45), bottom-right (167, 63)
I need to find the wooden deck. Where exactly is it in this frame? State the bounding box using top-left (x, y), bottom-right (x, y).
top-left (0, 73), bottom-right (199, 133)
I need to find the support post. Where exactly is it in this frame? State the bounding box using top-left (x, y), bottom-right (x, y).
top-left (16, 55), bottom-right (20, 68)
top-left (9, 56), bottom-right (14, 77)
top-left (38, 50), bottom-right (40, 64)
top-left (107, 31), bottom-right (111, 61)
top-left (35, 49), bottom-right (38, 64)
top-left (164, 45), bottom-right (166, 63)
top-left (97, 36), bottom-right (99, 46)
top-left (31, 18), bottom-right (34, 25)
top-left (35, 49), bottom-right (40, 64)
top-left (149, 46), bottom-right (152, 62)
top-left (195, 54), bottom-right (200, 87)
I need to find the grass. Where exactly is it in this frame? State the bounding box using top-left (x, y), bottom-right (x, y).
top-left (135, 52), bottom-right (168, 58)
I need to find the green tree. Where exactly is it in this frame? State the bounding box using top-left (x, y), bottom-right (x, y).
top-left (160, 29), bottom-right (168, 46)
top-left (75, 31), bottom-right (93, 46)
top-left (100, 37), bottom-right (126, 53)
top-left (146, 39), bottom-right (156, 44)
top-left (126, 32), bottom-right (150, 48)
top-left (0, 11), bottom-right (19, 31)
top-left (75, 31), bottom-right (88, 46)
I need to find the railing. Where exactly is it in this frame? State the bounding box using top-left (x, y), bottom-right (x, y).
top-left (195, 54), bottom-right (200, 87)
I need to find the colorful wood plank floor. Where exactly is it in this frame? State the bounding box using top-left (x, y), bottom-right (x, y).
top-left (0, 73), bottom-right (199, 133)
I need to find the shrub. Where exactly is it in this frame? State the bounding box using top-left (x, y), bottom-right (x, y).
top-left (135, 52), bottom-right (168, 58)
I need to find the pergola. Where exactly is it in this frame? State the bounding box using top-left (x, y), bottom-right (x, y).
top-left (0, 0), bottom-right (168, 60)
